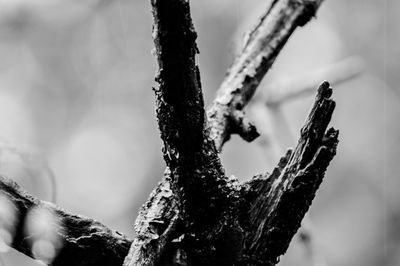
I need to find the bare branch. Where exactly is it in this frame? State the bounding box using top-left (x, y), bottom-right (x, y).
top-left (125, 1), bottom-right (240, 265)
top-left (150, 0), bottom-right (234, 228)
top-left (239, 82), bottom-right (338, 265)
top-left (207, 0), bottom-right (325, 151)
top-left (0, 1), bottom-right (339, 266)
top-left (151, 0), bottom-right (205, 164)
top-left (0, 175), bottom-right (131, 266)
top-left (264, 56), bottom-right (364, 106)
top-left (127, 1), bottom-right (333, 265)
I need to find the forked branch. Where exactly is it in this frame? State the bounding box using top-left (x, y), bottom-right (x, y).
top-left (0, 1), bottom-right (338, 266)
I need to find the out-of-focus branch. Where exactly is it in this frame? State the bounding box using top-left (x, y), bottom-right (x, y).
top-left (252, 56), bottom-right (363, 155)
top-left (264, 56), bottom-right (364, 106)
top-left (0, 176), bottom-right (131, 266)
top-left (0, 142), bottom-right (58, 203)
top-left (239, 82), bottom-right (338, 265)
top-left (207, 0), bottom-right (325, 151)
top-left (299, 217), bottom-right (329, 266)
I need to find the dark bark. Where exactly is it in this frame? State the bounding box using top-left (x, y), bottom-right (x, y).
top-left (124, 1), bottom-right (243, 265)
top-left (0, 176), bottom-right (131, 266)
top-left (239, 82), bottom-right (338, 265)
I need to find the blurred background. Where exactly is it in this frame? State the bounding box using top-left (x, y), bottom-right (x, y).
top-left (0, 0), bottom-right (398, 265)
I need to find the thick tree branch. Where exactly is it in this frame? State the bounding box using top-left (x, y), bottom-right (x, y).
top-left (207, 0), bottom-right (324, 151)
top-left (0, 175), bottom-right (131, 266)
top-left (124, 1), bottom-right (240, 265)
top-left (151, 0), bottom-right (205, 166)
top-left (150, 0), bottom-right (236, 230)
top-left (239, 82), bottom-right (338, 265)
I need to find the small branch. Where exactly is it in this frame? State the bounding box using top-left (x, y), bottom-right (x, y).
top-left (264, 56), bottom-right (364, 106)
top-left (0, 175), bottom-right (131, 266)
top-left (239, 82), bottom-right (338, 265)
top-left (0, 142), bottom-right (59, 203)
top-left (230, 110), bottom-right (260, 142)
top-left (207, 0), bottom-right (325, 151)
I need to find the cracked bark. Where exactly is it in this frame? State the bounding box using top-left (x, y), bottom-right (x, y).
top-left (239, 82), bottom-right (338, 265)
top-left (0, 0), bottom-right (339, 266)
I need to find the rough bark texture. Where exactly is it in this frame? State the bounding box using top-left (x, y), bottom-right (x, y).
top-left (239, 82), bottom-right (338, 265)
top-left (123, 1), bottom-right (241, 265)
top-left (207, 0), bottom-right (324, 151)
top-left (0, 1), bottom-right (339, 266)
top-left (0, 175), bottom-right (131, 266)
top-left (150, 0), bottom-right (234, 229)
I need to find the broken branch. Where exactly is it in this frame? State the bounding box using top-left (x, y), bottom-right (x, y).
top-left (240, 82), bottom-right (338, 265)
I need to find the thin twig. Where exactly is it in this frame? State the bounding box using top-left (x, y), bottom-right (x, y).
top-left (252, 56), bottom-right (363, 155)
top-left (0, 142), bottom-right (58, 203)
top-left (264, 56), bottom-right (364, 106)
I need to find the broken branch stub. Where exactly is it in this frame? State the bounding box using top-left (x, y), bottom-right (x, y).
top-left (239, 82), bottom-right (338, 265)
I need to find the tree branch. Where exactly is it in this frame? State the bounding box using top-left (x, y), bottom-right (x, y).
top-left (124, 1), bottom-right (240, 265)
top-left (0, 175), bottom-right (131, 266)
top-left (0, 1), bottom-right (337, 266)
top-left (207, 0), bottom-right (325, 151)
top-left (123, 171), bottom-right (180, 266)
top-left (126, 1), bottom-right (331, 265)
top-left (150, 0), bottom-right (234, 230)
top-left (239, 82), bottom-right (338, 265)
top-left (264, 56), bottom-right (364, 106)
